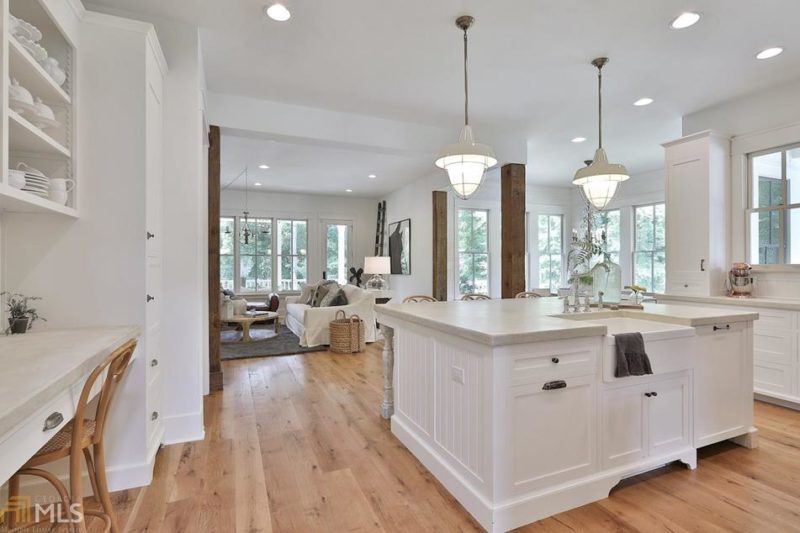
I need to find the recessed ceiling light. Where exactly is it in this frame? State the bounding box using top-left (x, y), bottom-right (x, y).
top-left (265, 3), bottom-right (291, 21)
top-left (368, 174), bottom-right (377, 179)
top-left (670, 12), bottom-right (700, 29)
top-left (633, 97), bottom-right (654, 106)
top-left (258, 164), bottom-right (269, 169)
top-left (254, 182), bottom-right (262, 186)
top-left (571, 137), bottom-right (587, 143)
top-left (345, 189), bottom-right (353, 193)
top-left (756, 47), bottom-right (783, 60)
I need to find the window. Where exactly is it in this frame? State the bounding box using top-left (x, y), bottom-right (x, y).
top-left (591, 210), bottom-right (621, 266)
top-left (219, 216), bottom-right (307, 293)
top-left (747, 144), bottom-right (800, 264)
top-left (458, 209), bottom-right (489, 295)
top-left (277, 219), bottom-right (308, 291)
top-left (633, 203), bottom-right (666, 293)
top-left (239, 218), bottom-right (272, 292)
top-left (538, 214), bottom-right (563, 292)
top-left (220, 217), bottom-right (235, 290)
top-left (324, 222), bottom-right (352, 285)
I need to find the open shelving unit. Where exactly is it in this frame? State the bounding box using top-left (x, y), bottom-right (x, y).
top-left (2, 0), bottom-right (77, 216)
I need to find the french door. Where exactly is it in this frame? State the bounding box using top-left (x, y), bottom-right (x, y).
top-left (322, 220), bottom-right (353, 284)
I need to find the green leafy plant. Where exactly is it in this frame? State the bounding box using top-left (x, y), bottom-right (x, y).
top-left (2, 292), bottom-right (45, 333)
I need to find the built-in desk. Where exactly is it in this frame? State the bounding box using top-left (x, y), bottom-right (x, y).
top-left (0, 327), bottom-right (139, 485)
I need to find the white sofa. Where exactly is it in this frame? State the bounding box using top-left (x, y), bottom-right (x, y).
top-left (285, 284), bottom-right (377, 347)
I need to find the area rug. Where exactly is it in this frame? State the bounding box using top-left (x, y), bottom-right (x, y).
top-left (221, 325), bottom-right (327, 360)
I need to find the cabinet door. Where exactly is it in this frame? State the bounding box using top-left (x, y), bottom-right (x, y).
top-left (601, 384), bottom-right (647, 469)
top-left (666, 156), bottom-right (708, 273)
top-left (694, 324), bottom-right (750, 447)
top-left (509, 374), bottom-right (596, 492)
top-left (647, 376), bottom-right (690, 457)
top-left (145, 56), bottom-right (163, 259)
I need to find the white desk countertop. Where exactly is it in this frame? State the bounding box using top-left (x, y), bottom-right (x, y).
top-left (0, 326), bottom-right (140, 438)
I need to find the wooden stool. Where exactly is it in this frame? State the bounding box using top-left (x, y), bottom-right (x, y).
top-left (6, 339), bottom-right (137, 533)
top-left (515, 291), bottom-right (543, 299)
top-left (402, 295), bottom-right (438, 303)
top-left (461, 293), bottom-right (491, 301)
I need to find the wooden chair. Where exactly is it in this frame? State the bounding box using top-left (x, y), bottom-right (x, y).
top-left (461, 293), bottom-right (491, 301)
top-left (515, 291), bottom-right (543, 299)
top-left (402, 295), bottom-right (438, 303)
top-left (7, 339), bottom-right (137, 533)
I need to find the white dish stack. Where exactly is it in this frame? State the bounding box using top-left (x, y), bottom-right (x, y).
top-left (17, 163), bottom-right (50, 198)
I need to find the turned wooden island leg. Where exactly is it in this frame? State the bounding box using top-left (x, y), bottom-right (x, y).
top-left (380, 324), bottom-right (395, 419)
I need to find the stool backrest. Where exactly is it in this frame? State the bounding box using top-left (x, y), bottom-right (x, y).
top-left (515, 291), bottom-right (543, 299)
top-left (461, 293), bottom-right (491, 301)
top-left (403, 295), bottom-right (438, 303)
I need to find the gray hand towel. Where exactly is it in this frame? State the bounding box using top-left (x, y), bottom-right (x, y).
top-left (614, 332), bottom-right (653, 377)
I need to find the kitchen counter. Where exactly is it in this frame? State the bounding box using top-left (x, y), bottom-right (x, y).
top-left (375, 298), bottom-right (757, 347)
top-left (0, 326), bottom-right (139, 442)
top-left (654, 293), bottom-right (800, 311)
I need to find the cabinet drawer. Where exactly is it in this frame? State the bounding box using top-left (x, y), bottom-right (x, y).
top-left (508, 375), bottom-right (597, 492)
top-left (753, 308), bottom-right (794, 331)
top-left (753, 328), bottom-right (795, 365)
top-left (666, 271), bottom-right (710, 296)
top-left (754, 361), bottom-right (795, 397)
top-left (510, 347), bottom-right (597, 385)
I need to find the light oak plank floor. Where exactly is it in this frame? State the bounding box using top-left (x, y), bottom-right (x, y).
top-left (112, 343), bottom-right (800, 532)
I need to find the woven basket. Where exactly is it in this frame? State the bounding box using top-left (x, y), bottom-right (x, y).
top-left (330, 310), bottom-right (366, 354)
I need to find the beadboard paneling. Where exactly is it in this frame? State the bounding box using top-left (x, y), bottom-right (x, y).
top-left (395, 329), bottom-right (434, 436)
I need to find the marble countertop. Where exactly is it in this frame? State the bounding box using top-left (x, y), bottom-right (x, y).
top-left (375, 298), bottom-right (758, 346)
top-left (0, 326), bottom-right (139, 438)
top-left (653, 293), bottom-right (800, 311)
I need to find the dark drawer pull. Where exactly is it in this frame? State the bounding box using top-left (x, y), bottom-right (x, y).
top-left (147, 231), bottom-right (155, 240)
top-left (147, 294), bottom-right (155, 302)
top-left (542, 380), bottom-right (566, 391)
top-left (43, 412), bottom-right (64, 431)
top-left (151, 411), bottom-right (159, 421)
top-left (150, 359), bottom-right (159, 367)
top-left (713, 325), bottom-right (731, 331)
top-left (645, 391), bottom-right (658, 398)
top-left (551, 357), bottom-right (559, 364)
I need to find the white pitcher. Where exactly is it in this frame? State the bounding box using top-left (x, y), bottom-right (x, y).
top-left (49, 178), bottom-right (74, 192)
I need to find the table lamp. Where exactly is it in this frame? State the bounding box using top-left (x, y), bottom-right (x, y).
top-left (364, 256), bottom-right (390, 290)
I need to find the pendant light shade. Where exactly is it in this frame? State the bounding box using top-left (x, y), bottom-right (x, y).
top-left (573, 58), bottom-right (629, 210)
top-left (436, 15), bottom-right (496, 200)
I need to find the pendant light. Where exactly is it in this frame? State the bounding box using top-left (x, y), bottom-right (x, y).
top-left (435, 15), bottom-right (497, 200)
top-left (240, 167), bottom-right (253, 245)
top-left (573, 57), bottom-right (629, 210)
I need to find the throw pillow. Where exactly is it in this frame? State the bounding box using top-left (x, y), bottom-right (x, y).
top-left (312, 281), bottom-right (338, 307)
top-left (299, 284), bottom-right (315, 305)
top-left (321, 288), bottom-right (348, 307)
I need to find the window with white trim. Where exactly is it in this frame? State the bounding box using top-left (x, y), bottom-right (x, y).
top-left (747, 144), bottom-right (800, 264)
top-left (591, 209), bottom-right (621, 267)
top-left (633, 203), bottom-right (665, 293)
top-left (458, 208), bottom-right (490, 295)
top-left (537, 214), bottom-right (563, 292)
top-left (277, 219), bottom-right (308, 291)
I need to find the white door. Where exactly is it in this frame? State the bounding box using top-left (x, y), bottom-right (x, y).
top-left (647, 376), bottom-right (690, 456)
top-left (322, 221), bottom-right (353, 285)
top-left (601, 383), bottom-right (647, 469)
top-left (666, 156), bottom-right (708, 273)
top-left (509, 375), bottom-right (597, 493)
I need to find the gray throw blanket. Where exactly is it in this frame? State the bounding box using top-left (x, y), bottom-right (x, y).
top-left (614, 332), bottom-right (653, 377)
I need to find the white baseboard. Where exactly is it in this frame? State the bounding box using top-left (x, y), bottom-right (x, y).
top-left (162, 411), bottom-right (205, 445)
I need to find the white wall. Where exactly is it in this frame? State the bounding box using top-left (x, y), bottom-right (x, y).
top-left (221, 189), bottom-right (378, 288)
top-left (682, 78), bottom-right (800, 299)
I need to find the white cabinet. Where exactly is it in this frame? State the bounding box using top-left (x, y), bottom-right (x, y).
top-left (509, 374), bottom-right (597, 492)
top-left (663, 131), bottom-right (730, 296)
top-left (602, 374), bottom-right (691, 469)
top-left (694, 323), bottom-right (752, 447)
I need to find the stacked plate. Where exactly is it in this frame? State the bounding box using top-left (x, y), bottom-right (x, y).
top-left (18, 165), bottom-right (50, 198)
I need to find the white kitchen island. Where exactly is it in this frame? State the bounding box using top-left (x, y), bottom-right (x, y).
top-left (374, 298), bottom-right (758, 532)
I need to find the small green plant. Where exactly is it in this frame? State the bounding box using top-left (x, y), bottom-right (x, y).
top-left (2, 292), bottom-right (45, 333)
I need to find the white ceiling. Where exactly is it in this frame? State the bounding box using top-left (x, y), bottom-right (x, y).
top-left (88, 0), bottom-right (800, 193)
top-left (220, 131), bottom-right (433, 196)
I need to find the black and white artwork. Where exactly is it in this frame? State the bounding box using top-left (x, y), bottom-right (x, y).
top-left (388, 219), bottom-right (411, 275)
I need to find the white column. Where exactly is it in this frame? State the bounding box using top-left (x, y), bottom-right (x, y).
top-left (380, 324), bottom-right (395, 419)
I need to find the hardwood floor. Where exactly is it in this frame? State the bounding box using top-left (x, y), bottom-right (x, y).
top-left (112, 343), bottom-right (800, 532)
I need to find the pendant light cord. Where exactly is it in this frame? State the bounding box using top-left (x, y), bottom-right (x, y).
top-left (597, 63), bottom-right (603, 149)
top-left (463, 27), bottom-right (469, 126)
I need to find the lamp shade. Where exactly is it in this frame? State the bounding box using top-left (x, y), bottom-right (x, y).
top-left (572, 148), bottom-right (629, 209)
top-left (364, 256), bottom-right (391, 275)
top-left (435, 125), bottom-right (497, 199)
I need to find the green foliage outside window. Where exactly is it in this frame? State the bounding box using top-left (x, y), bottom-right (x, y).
top-left (458, 209), bottom-right (489, 295)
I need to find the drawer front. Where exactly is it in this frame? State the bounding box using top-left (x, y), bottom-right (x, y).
top-left (666, 271), bottom-right (710, 296)
top-left (754, 361), bottom-right (795, 397)
top-left (510, 346), bottom-right (597, 385)
top-left (753, 328), bottom-right (795, 365)
top-left (752, 308), bottom-right (794, 331)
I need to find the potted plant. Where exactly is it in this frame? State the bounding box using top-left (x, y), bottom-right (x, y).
top-left (2, 292), bottom-right (45, 334)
